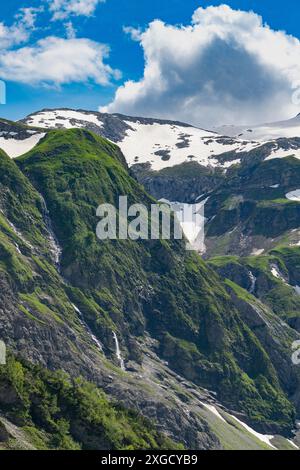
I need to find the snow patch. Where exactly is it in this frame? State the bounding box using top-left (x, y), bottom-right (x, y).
top-left (24, 109), bottom-right (265, 170)
top-left (119, 121), bottom-right (260, 171)
top-left (27, 110), bottom-right (104, 129)
top-left (200, 401), bottom-right (277, 449)
top-left (266, 148), bottom-right (300, 161)
top-left (251, 249), bottom-right (264, 256)
top-left (270, 264), bottom-right (287, 283)
top-left (286, 190), bottom-right (300, 202)
top-left (214, 115), bottom-right (300, 142)
top-left (287, 440), bottom-right (299, 450)
top-left (0, 133), bottom-right (45, 158)
top-left (229, 415), bottom-right (276, 449)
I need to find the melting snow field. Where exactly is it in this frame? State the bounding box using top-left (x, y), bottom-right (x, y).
top-left (201, 402), bottom-right (277, 449)
top-left (119, 121), bottom-right (259, 171)
top-left (0, 134), bottom-right (45, 158)
top-left (228, 415), bottom-right (276, 449)
top-left (266, 147), bottom-right (300, 161)
top-left (29, 108), bottom-right (300, 171)
top-left (286, 190), bottom-right (300, 201)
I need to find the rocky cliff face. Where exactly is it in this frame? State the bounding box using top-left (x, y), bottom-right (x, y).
top-left (131, 162), bottom-right (224, 203)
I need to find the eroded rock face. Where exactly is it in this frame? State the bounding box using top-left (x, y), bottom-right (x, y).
top-left (131, 162), bottom-right (224, 203)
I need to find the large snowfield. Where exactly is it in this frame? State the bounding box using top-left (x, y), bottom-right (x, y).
top-left (2, 109), bottom-right (300, 170)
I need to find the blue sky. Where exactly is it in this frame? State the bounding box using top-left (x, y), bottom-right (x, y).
top-left (1, 0), bottom-right (300, 125)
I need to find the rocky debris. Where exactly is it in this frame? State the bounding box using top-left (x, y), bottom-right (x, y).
top-left (229, 291), bottom-right (300, 424)
top-left (0, 416), bottom-right (36, 449)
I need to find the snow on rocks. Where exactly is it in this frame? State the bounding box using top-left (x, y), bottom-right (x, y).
top-left (266, 147), bottom-right (300, 161)
top-left (23, 109), bottom-right (262, 171)
top-left (118, 121), bottom-right (259, 171)
top-left (228, 415), bottom-right (276, 449)
top-left (25, 109), bottom-right (104, 129)
top-left (270, 264), bottom-right (288, 283)
top-left (22, 109), bottom-right (300, 170)
top-left (200, 401), bottom-right (277, 449)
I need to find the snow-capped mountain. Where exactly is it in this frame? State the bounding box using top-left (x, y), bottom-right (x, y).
top-left (214, 113), bottom-right (300, 141)
top-left (1, 108), bottom-right (300, 170)
top-left (21, 109), bottom-right (263, 170)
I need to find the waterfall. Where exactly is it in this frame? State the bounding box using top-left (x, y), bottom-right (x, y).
top-left (39, 194), bottom-right (62, 268)
top-left (72, 304), bottom-right (103, 352)
top-left (248, 271), bottom-right (257, 294)
top-left (112, 331), bottom-right (126, 371)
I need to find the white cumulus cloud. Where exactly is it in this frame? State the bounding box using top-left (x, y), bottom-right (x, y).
top-left (0, 37), bottom-right (120, 87)
top-left (102, 4), bottom-right (300, 127)
top-left (48, 0), bottom-right (105, 20)
top-left (0, 7), bottom-right (40, 49)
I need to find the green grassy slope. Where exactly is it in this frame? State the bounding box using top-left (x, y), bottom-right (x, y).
top-left (14, 129), bottom-right (296, 433)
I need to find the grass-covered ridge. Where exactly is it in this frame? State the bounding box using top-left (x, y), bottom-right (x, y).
top-left (14, 128), bottom-right (297, 433)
